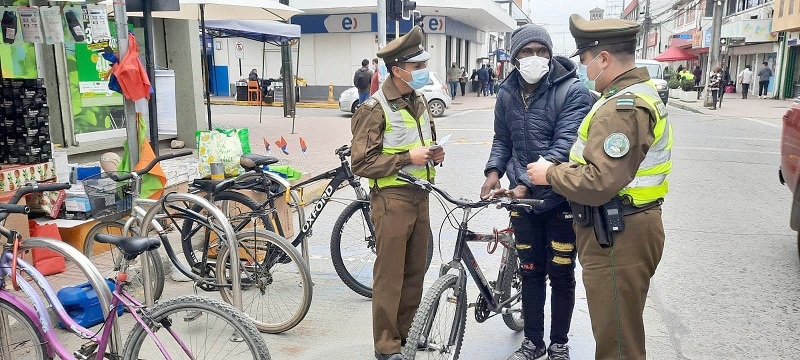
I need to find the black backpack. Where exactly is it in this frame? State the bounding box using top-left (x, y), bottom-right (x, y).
top-left (355, 69), bottom-right (371, 89)
top-left (555, 78), bottom-right (599, 115)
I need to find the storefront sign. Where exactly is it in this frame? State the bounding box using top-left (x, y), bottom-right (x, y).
top-left (234, 41), bottom-right (244, 59)
top-left (39, 6), bottom-right (63, 44)
top-left (422, 17), bottom-right (446, 34)
top-left (18, 7), bottom-right (43, 44)
top-left (323, 14), bottom-right (372, 33)
top-left (647, 32), bottom-right (658, 47)
top-left (692, 30), bottom-right (702, 48)
top-left (702, 27), bottom-right (712, 48)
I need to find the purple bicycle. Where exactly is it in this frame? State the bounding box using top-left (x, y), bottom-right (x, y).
top-left (0, 183), bottom-right (270, 360)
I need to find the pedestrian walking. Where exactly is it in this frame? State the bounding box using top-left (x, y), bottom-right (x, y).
top-left (350, 26), bottom-right (445, 360)
top-left (488, 65), bottom-right (497, 96)
top-left (692, 65), bottom-right (702, 86)
top-left (708, 66), bottom-right (721, 110)
top-left (354, 58), bottom-right (373, 105)
top-left (738, 65), bottom-right (753, 99)
top-left (481, 23), bottom-right (593, 360)
top-left (758, 61), bottom-right (773, 98)
top-left (459, 66), bottom-right (468, 96)
top-left (447, 62), bottom-right (461, 98)
top-left (370, 58), bottom-right (381, 96)
top-left (478, 64), bottom-right (490, 96)
top-left (528, 14), bottom-right (672, 360)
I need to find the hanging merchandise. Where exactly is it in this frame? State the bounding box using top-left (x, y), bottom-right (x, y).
top-left (0, 6), bottom-right (34, 79)
top-left (39, 6), bottom-right (63, 44)
top-left (86, 5), bottom-right (110, 43)
top-left (118, 114), bottom-right (166, 199)
top-left (2, 9), bottom-right (18, 44)
top-left (196, 128), bottom-right (251, 178)
top-left (63, 8), bottom-right (84, 42)
top-left (111, 32), bottom-right (151, 101)
top-left (18, 7), bottom-right (43, 44)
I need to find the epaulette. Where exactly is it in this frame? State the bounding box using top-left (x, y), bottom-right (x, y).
top-left (362, 97), bottom-right (379, 108)
top-left (615, 93), bottom-right (636, 111)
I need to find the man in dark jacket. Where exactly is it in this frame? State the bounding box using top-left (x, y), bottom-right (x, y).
top-left (477, 64), bottom-right (490, 96)
top-left (354, 59), bottom-right (373, 105)
top-left (480, 23), bottom-right (593, 360)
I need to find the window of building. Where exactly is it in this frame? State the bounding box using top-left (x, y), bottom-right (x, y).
top-left (687, 4), bottom-right (696, 23)
top-left (780, 0), bottom-right (785, 17)
top-left (465, 40), bottom-right (470, 69)
top-left (446, 35), bottom-right (452, 67)
top-left (791, 0), bottom-right (795, 14)
top-left (677, 10), bottom-right (685, 26)
top-left (456, 39), bottom-right (462, 67)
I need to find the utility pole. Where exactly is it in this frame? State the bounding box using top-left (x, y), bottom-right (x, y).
top-left (378, 0), bottom-right (387, 49)
top-left (703, 0), bottom-right (724, 107)
top-left (642, 0), bottom-right (651, 59)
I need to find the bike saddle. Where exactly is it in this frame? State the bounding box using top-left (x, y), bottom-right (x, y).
top-left (93, 233), bottom-right (161, 260)
top-left (192, 178), bottom-right (235, 194)
top-left (240, 154), bottom-right (279, 170)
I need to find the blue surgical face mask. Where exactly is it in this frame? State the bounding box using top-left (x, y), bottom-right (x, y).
top-left (582, 54), bottom-right (604, 92)
top-left (399, 67), bottom-right (430, 90)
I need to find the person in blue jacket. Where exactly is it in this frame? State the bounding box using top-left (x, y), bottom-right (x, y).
top-left (480, 24), bottom-right (593, 360)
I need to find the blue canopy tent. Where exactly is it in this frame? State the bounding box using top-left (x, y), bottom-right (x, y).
top-left (202, 20), bottom-right (302, 128)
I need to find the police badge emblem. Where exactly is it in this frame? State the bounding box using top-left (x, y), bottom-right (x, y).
top-left (604, 133), bottom-right (630, 158)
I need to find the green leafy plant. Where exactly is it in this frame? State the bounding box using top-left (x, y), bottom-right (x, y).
top-left (680, 79), bottom-right (695, 92)
top-left (667, 79), bottom-right (681, 89)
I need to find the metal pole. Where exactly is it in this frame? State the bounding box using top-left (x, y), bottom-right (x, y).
top-left (142, 0), bottom-right (159, 155)
top-left (642, 0), bottom-right (651, 59)
top-left (703, 0), bottom-right (723, 107)
top-left (201, 4), bottom-right (213, 129)
top-left (396, 20), bottom-right (400, 39)
top-left (378, 0), bottom-right (387, 49)
top-left (116, 0), bottom-right (138, 165)
top-left (259, 42), bottom-right (265, 123)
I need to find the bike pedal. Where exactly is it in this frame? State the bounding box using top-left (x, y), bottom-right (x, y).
top-left (74, 340), bottom-right (99, 360)
top-left (467, 302), bottom-right (476, 308)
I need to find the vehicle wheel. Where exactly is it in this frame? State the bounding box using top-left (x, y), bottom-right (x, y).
top-left (428, 99), bottom-right (446, 117)
top-left (500, 251), bottom-right (524, 331)
top-left (401, 274), bottom-right (466, 360)
top-left (330, 201), bottom-right (434, 298)
top-left (351, 101), bottom-right (358, 113)
top-left (122, 295), bottom-right (271, 359)
top-left (0, 298), bottom-right (48, 359)
top-left (179, 190), bottom-right (273, 270)
top-left (83, 220), bottom-right (165, 302)
top-left (216, 229), bottom-right (312, 333)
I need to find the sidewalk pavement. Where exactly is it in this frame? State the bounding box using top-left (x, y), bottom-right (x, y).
top-left (668, 93), bottom-right (794, 119)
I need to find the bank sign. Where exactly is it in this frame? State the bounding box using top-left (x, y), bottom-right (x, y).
top-left (289, 14), bottom-right (372, 33)
top-left (422, 17), bottom-right (446, 34)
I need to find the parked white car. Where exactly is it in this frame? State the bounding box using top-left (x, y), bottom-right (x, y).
top-left (339, 71), bottom-right (452, 117)
top-left (635, 59), bottom-right (669, 104)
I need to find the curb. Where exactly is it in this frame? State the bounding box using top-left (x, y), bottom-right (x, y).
top-left (207, 100), bottom-right (340, 109)
top-left (668, 101), bottom-right (705, 115)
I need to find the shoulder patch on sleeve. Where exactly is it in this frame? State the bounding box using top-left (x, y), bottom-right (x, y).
top-left (615, 93), bottom-right (636, 111)
top-left (363, 98), bottom-right (378, 108)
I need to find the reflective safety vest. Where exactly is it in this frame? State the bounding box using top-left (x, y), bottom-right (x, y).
top-left (369, 90), bottom-right (435, 188)
top-left (681, 71), bottom-right (695, 81)
top-left (569, 80), bottom-right (673, 206)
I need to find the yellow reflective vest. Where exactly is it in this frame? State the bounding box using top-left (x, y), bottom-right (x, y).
top-left (369, 90), bottom-right (435, 188)
top-left (569, 80), bottom-right (673, 206)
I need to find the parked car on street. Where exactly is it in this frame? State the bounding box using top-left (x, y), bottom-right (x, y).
top-left (780, 98), bottom-right (800, 258)
top-left (635, 59), bottom-right (669, 104)
top-left (339, 71), bottom-right (451, 117)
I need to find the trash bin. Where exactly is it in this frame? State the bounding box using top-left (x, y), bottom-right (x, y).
top-left (235, 81), bottom-right (248, 101)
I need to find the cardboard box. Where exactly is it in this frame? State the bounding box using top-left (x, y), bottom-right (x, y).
top-left (65, 197), bottom-right (91, 212)
top-left (245, 189), bottom-right (294, 238)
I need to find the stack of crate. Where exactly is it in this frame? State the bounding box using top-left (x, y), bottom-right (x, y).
top-left (0, 78), bottom-right (52, 165)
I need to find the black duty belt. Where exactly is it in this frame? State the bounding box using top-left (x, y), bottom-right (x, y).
top-left (620, 198), bottom-right (663, 216)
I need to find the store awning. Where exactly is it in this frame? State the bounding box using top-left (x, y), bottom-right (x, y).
top-left (204, 20), bottom-right (301, 44)
top-left (653, 45), bottom-right (698, 62)
top-left (116, 0), bottom-right (303, 21)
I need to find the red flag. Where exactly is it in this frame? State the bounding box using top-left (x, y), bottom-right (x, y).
top-left (263, 137), bottom-right (271, 154)
top-left (300, 137), bottom-right (307, 155)
top-left (276, 136), bottom-right (289, 155)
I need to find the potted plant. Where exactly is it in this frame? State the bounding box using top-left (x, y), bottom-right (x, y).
top-left (679, 79), bottom-right (697, 102)
top-left (668, 79), bottom-right (681, 98)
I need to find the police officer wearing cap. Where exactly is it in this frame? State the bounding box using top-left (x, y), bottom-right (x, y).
top-left (527, 14), bottom-right (673, 360)
top-left (349, 26), bottom-right (444, 360)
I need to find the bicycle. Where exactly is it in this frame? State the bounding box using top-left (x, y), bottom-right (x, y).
top-left (180, 144), bottom-right (433, 299)
top-left (80, 151), bottom-right (269, 329)
top-left (0, 187), bottom-right (271, 359)
top-left (394, 170), bottom-right (543, 360)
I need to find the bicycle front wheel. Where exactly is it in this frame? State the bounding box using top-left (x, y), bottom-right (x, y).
top-left (0, 298), bottom-right (47, 359)
top-left (122, 295), bottom-right (270, 359)
top-left (500, 251), bottom-right (524, 331)
top-left (402, 274), bottom-right (466, 360)
top-left (82, 220), bottom-right (165, 302)
top-left (330, 201), bottom-right (434, 298)
top-left (216, 229), bottom-right (312, 333)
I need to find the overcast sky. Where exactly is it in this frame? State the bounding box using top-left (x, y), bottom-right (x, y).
top-left (527, 0), bottom-right (609, 57)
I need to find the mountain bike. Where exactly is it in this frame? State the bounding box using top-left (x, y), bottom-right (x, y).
top-left (395, 170), bottom-right (543, 360)
top-left (0, 187), bottom-right (270, 359)
top-left (180, 144), bottom-right (433, 299)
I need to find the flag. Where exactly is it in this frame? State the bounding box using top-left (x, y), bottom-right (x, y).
top-left (276, 136), bottom-right (289, 155)
top-left (300, 137), bottom-right (307, 156)
top-left (263, 137), bottom-right (271, 155)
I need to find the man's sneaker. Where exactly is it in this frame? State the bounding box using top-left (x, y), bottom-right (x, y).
top-left (506, 339), bottom-right (547, 360)
top-left (548, 343), bottom-right (570, 360)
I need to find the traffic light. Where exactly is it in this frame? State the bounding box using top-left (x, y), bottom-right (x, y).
top-left (387, 0), bottom-right (402, 21)
top-left (401, 0), bottom-right (416, 20)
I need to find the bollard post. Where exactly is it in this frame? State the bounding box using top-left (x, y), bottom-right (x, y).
top-left (328, 83), bottom-right (334, 103)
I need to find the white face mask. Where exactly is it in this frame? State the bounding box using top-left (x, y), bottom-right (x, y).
top-left (516, 56), bottom-right (550, 84)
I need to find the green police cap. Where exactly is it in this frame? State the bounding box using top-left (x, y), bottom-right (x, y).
top-left (376, 26), bottom-right (431, 63)
top-left (569, 14), bottom-right (640, 57)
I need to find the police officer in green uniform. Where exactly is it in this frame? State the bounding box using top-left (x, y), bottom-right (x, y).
top-left (349, 26), bottom-right (445, 360)
top-left (527, 14), bottom-right (673, 360)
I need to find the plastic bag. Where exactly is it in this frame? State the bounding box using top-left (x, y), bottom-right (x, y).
top-left (196, 128), bottom-right (251, 178)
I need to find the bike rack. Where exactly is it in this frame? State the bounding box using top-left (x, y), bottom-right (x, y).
top-left (138, 192), bottom-right (243, 311)
top-left (20, 237), bottom-right (122, 354)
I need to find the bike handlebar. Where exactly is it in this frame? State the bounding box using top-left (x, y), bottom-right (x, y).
top-left (0, 204), bottom-right (30, 215)
top-left (0, 181), bottom-right (72, 222)
top-left (109, 150), bottom-right (194, 182)
top-left (397, 170), bottom-right (544, 209)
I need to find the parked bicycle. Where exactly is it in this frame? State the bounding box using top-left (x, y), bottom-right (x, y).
top-left (0, 185), bottom-right (270, 359)
top-left (180, 144), bottom-right (433, 299)
top-left (395, 170), bottom-right (543, 359)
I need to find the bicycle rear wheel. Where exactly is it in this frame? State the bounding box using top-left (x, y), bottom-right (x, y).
top-left (216, 229), bottom-right (312, 333)
top-left (500, 251), bottom-right (524, 331)
top-left (82, 220), bottom-right (165, 302)
top-left (402, 274), bottom-right (466, 360)
top-left (0, 298), bottom-right (47, 360)
top-left (122, 295), bottom-right (270, 359)
top-left (330, 201), bottom-right (434, 298)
